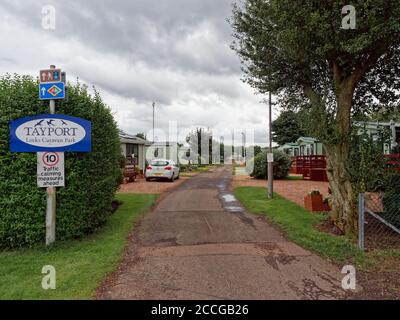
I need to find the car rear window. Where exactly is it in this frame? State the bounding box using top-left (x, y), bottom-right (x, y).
top-left (151, 160), bottom-right (169, 166)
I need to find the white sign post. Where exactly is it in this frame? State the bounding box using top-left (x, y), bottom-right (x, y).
top-left (37, 152), bottom-right (65, 188)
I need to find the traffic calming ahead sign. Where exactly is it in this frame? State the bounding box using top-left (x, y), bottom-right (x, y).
top-left (10, 114), bottom-right (91, 152)
top-left (39, 82), bottom-right (65, 100)
top-left (37, 152), bottom-right (65, 188)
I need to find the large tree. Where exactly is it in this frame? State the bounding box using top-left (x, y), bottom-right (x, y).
top-left (272, 110), bottom-right (306, 145)
top-left (231, 0), bottom-right (400, 234)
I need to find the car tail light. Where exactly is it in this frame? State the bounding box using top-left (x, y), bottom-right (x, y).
top-left (164, 166), bottom-right (172, 171)
top-left (146, 166), bottom-right (152, 170)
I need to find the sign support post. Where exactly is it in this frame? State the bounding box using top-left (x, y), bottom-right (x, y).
top-left (46, 65), bottom-right (57, 246)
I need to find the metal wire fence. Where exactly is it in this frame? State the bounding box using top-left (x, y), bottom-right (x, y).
top-left (358, 192), bottom-right (400, 251)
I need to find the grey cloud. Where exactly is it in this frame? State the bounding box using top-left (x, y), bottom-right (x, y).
top-left (0, 0), bottom-right (272, 145)
top-left (1, 0), bottom-right (239, 75)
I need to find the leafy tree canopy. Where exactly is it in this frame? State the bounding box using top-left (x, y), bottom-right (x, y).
top-left (272, 110), bottom-right (307, 145)
top-left (231, 0), bottom-right (400, 141)
top-left (231, 0), bottom-right (400, 234)
top-left (136, 132), bottom-right (147, 140)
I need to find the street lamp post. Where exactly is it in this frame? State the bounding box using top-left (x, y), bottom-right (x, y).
top-left (152, 102), bottom-right (155, 142)
top-left (267, 92), bottom-right (274, 199)
top-left (241, 132), bottom-right (246, 165)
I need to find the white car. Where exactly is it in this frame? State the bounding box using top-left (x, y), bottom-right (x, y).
top-left (145, 159), bottom-right (180, 182)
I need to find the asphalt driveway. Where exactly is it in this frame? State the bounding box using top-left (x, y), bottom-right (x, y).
top-left (98, 166), bottom-right (348, 300)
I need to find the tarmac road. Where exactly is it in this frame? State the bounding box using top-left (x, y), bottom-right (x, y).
top-left (98, 166), bottom-right (349, 300)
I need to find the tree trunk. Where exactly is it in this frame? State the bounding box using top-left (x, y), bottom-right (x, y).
top-left (325, 86), bottom-right (357, 235)
top-left (325, 144), bottom-right (357, 234)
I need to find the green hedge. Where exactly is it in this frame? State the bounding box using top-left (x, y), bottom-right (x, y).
top-left (0, 74), bottom-right (122, 248)
top-left (250, 149), bottom-right (291, 179)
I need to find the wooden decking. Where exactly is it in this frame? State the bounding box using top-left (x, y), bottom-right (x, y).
top-left (290, 156), bottom-right (328, 182)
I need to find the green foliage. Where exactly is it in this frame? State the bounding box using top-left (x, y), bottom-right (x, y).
top-left (231, 0), bottom-right (400, 113)
top-left (253, 145), bottom-right (262, 157)
top-left (392, 145), bottom-right (400, 154)
top-left (250, 149), bottom-right (291, 179)
top-left (135, 132), bottom-right (146, 140)
top-left (179, 164), bottom-right (196, 172)
top-left (0, 74), bottom-right (122, 248)
top-left (186, 128), bottom-right (216, 165)
top-left (382, 174), bottom-right (400, 229)
top-left (272, 111), bottom-right (306, 145)
top-left (347, 125), bottom-right (391, 194)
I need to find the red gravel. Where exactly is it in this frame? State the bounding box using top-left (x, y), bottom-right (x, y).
top-left (118, 177), bottom-right (190, 194)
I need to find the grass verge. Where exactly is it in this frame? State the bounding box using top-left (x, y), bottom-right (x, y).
top-left (0, 193), bottom-right (157, 300)
top-left (235, 187), bottom-right (400, 271)
top-left (234, 187), bottom-right (363, 264)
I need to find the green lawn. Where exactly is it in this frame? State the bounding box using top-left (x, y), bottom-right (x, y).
top-left (180, 165), bottom-right (215, 176)
top-left (234, 187), bottom-right (363, 264)
top-left (0, 193), bottom-right (157, 300)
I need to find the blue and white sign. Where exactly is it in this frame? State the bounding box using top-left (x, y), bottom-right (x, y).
top-left (10, 114), bottom-right (91, 152)
top-left (39, 82), bottom-right (65, 100)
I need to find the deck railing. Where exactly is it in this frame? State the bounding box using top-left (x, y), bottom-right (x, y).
top-left (384, 154), bottom-right (400, 171)
top-left (290, 155), bottom-right (328, 181)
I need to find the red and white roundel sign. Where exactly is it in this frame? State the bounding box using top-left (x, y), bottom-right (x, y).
top-left (41, 152), bottom-right (60, 167)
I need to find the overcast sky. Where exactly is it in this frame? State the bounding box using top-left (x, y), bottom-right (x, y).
top-left (0, 0), bottom-right (277, 145)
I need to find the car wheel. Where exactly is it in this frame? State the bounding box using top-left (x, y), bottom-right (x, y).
top-left (146, 177), bottom-right (151, 182)
top-left (170, 174), bottom-right (175, 183)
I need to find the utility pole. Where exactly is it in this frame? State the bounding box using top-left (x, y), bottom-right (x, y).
top-left (152, 102), bottom-right (155, 142)
top-left (46, 64), bottom-right (57, 245)
top-left (241, 132), bottom-right (246, 165)
top-left (267, 91), bottom-right (274, 199)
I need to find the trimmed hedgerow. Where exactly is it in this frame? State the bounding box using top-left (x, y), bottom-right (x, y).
top-left (0, 74), bottom-right (122, 248)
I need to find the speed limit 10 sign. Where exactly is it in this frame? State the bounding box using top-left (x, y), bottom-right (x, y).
top-left (37, 152), bottom-right (65, 188)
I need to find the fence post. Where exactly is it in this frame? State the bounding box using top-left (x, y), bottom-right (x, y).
top-left (358, 193), bottom-right (365, 251)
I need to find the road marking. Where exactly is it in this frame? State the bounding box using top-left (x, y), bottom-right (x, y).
top-left (222, 194), bottom-right (237, 202)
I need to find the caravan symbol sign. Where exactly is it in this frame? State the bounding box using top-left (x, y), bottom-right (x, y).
top-left (10, 114), bottom-right (91, 152)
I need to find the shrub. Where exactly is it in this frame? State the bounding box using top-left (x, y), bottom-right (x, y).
top-left (0, 74), bottom-right (122, 248)
top-left (347, 125), bottom-right (392, 194)
top-left (392, 145), bottom-right (400, 154)
top-left (382, 174), bottom-right (400, 229)
top-left (250, 149), bottom-right (291, 179)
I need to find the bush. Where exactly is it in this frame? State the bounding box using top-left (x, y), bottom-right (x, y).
top-left (0, 75), bottom-right (122, 248)
top-left (382, 174), bottom-right (400, 229)
top-left (347, 125), bottom-right (391, 193)
top-left (250, 149), bottom-right (291, 179)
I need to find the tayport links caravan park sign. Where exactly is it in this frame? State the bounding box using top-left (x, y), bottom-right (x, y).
top-left (10, 114), bottom-right (91, 152)
top-left (8, 65), bottom-right (92, 246)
